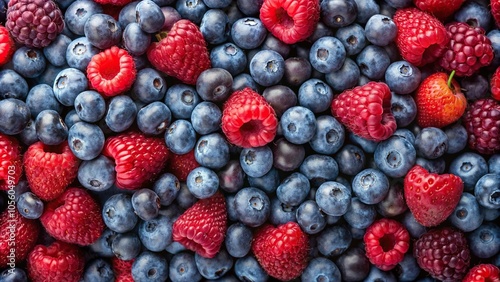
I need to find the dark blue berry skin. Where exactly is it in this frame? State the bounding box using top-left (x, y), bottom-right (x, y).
top-left (236, 0), bottom-right (263, 16)
top-left (35, 110), bottom-right (68, 146)
top-left (334, 144), bottom-right (366, 176)
top-left (152, 173), bottom-right (180, 206)
top-left (232, 73), bottom-right (259, 92)
top-left (384, 0), bottom-right (412, 9)
top-left (132, 68), bottom-right (167, 103)
top-left (44, 34), bottom-right (71, 67)
top-left (397, 253), bottom-right (420, 281)
top-left (176, 182), bottom-right (197, 210)
top-left (131, 189), bottom-right (161, 221)
top-left (365, 266), bottom-right (396, 281)
top-left (393, 128), bottom-right (415, 145)
top-left (89, 228), bottom-right (117, 258)
top-left (391, 93), bottom-right (417, 128)
top-left (276, 172), bottom-right (310, 207)
top-left (344, 197), bottom-right (377, 229)
top-left (118, 1), bottom-right (140, 29)
top-left (280, 106), bottom-right (317, 145)
top-left (349, 131), bottom-right (379, 153)
top-left (138, 215), bottom-right (173, 252)
top-left (262, 85), bottom-right (297, 118)
top-left (335, 23), bottom-right (367, 56)
top-left (194, 133), bottom-right (230, 170)
top-left (218, 160), bottom-right (245, 193)
top-left (354, 0), bottom-right (380, 24)
top-left (164, 84), bottom-right (201, 119)
top-left (12, 47), bottom-right (46, 78)
top-left (74, 90), bottom-right (106, 123)
top-left (18, 120), bottom-right (38, 146)
top-left (385, 61), bottom-right (421, 95)
top-left (315, 181), bottom-right (351, 216)
top-left (200, 9), bottom-right (230, 45)
top-left (454, 0), bottom-right (491, 31)
top-left (186, 166), bottom-right (219, 199)
top-left (210, 43), bottom-right (248, 76)
top-left (230, 17), bottom-right (267, 50)
top-left (449, 192), bottom-right (484, 232)
top-left (335, 246), bottom-right (370, 281)
top-left (131, 251), bottom-right (169, 282)
top-left (137, 101), bottom-right (171, 136)
top-left (102, 193), bottom-right (138, 233)
top-left (297, 79), bottom-right (333, 113)
top-left (53, 67), bottom-right (88, 107)
top-left (282, 57), bottom-right (311, 88)
top-left (443, 123), bottom-right (468, 154)
top-left (247, 167), bottom-right (280, 194)
top-left (26, 84), bottom-right (63, 119)
top-left (296, 200), bottom-right (326, 235)
top-left (374, 136), bottom-right (416, 178)
top-left (195, 249), bottom-right (233, 280)
top-left (169, 252), bottom-right (202, 282)
top-left (82, 258), bottom-right (114, 282)
top-left (309, 36), bottom-right (346, 73)
top-left (321, 0), bottom-right (358, 28)
top-left (191, 101), bottom-right (221, 135)
top-left (269, 197), bottom-right (296, 225)
top-left (0, 69), bottom-right (29, 100)
top-left (0, 267), bottom-right (28, 282)
top-left (489, 154), bottom-right (500, 174)
top-left (301, 257), bottom-right (341, 281)
top-left (484, 207), bottom-right (500, 221)
top-left (488, 29), bottom-right (500, 70)
top-left (234, 187), bottom-right (270, 227)
top-left (325, 58), bottom-right (360, 92)
top-left (78, 155), bottom-right (116, 192)
top-left (300, 154), bottom-right (339, 187)
top-left (401, 210), bottom-right (427, 239)
top-left (204, 0), bottom-right (231, 8)
top-left (415, 157), bottom-right (446, 174)
top-left (68, 121), bottom-right (104, 160)
top-left (196, 68), bottom-right (233, 102)
top-left (249, 50), bottom-right (285, 87)
top-left (475, 173), bottom-right (500, 209)
top-left (461, 74), bottom-right (490, 101)
top-left (239, 146), bottom-right (273, 178)
top-left (377, 179), bottom-right (407, 217)
top-left (84, 13), bottom-right (122, 50)
top-left (352, 168), bottom-right (390, 205)
top-left (111, 232), bottom-right (142, 261)
top-left (105, 95), bottom-right (137, 133)
top-left (175, 0), bottom-right (208, 25)
top-left (34, 63), bottom-right (66, 87)
top-left (356, 45), bottom-right (390, 80)
top-left (364, 14), bottom-right (396, 46)
top-left (262, 33), bottom-right (291, 58)
top-left (234, 255), bottom-right (268, 282)
top-left (64, 0), bottom-right (103, 35)
top-left (467, 222), bottom-right (500, 259)
top-left (309, 115), bottom-right (345, 155)
top-left (225, 222), bottom-right (253, 258)
top-left (135, 0), bottom-right (165, 34)
top-left (66, 37), bottom-right (100, 71)
top-left (414, 127), bottom-right (448, 160)
top-left (17, 192), bottom-right (43, 219)
top-left (122, 22), bottom-right (151, 56)
top-left (449, 152), bottom-right (488, 191)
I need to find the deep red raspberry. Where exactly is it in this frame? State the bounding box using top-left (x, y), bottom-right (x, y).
top-left (463, 264), bottom-right (500, 282)
top-left (364, 218), bottom-right (410, 271)
top-left (414, 227), bottom-right (470, 282)
top-left (87, 46), bottom-right (136, 97)
top-left (260, 0), bottom-right (320, 44)
top-left (23, 141), bottom-right (80, 201)
top-left (393, 8), bottom-right (449, 66)
top-left (221, 87), bottom-right (278, 148)
top-left (147, 19), bottom-right (211, 85)
top-left (172, 192), bottom-right (227, 258)
top-left (40, 187), bottom-right (105, 246)
top-left (413, 0), bottom-right (466, 20)
top-left (0, 134), bottom-right (22, 191)
top-left (27, 241), bottom-right (84, 282)
top-left (492, 0), bottom-right (500, 28)
top-left (252, 221), bottom-right (309, 281)
top-left (112, 257), bottom-right (135, 282)
top-left (168, 149), bottom-right (199, 182)
top-left (0, 25), bottom-right (15, 66)
top-left (331, 81), bottom-right (396, 142)
top-left (490, 66), bottom-right (500, 101)
top-left (463, 98), bottom-right (500, 155)
top-left (103, 131), bottom-right (169, 190)
top-left (439, 22), bottom-right (494, 77)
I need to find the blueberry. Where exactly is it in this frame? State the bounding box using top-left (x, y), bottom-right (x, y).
top-left (194, 133), bottom-right (230, 170)
top-left (335, 23), bottom-right (367, 56)
top-left (249, 49), bottom-right (285, 87)
top-left (232, 73), bottom-right (259, 92)
top-left (343, 197), bottom-right (377, 229)
top-left (131, 188), bottom-right (161, 221)
top-left (190, 101), bottom-right (222, 135)
top-left (138, 215), bottom-right (173, 252)
top-left (247, 167), bottom-right (280, 194)
top-left (275, 172), bottom-right (310, 207)
top-left (315, 181), bottom-right (351, 216)
top-left (414, 127), bottom-right (448, 159)
top-left (262, 33), bottom-right (291, 59)
top-left (356, 45), bottom-right (390, 80)
top-left (449, 152), bottom-right (488, 191)
top-left (384, 0), bottom-right (412, 8)
top-left (200, 9), bottom-right (230, 45)
top-left (78, 155), bottom-right (115, 191)
top-left (298, 79), bottom-right (333, 113)
top-left (483, 207), bottom-right (500, 222)
top-left (296, 200), bottom-right (326, 235)
top-left (196, 67), bottom-right (233, 102)
top-left (401, 211), bottom-right (427, 238)
top-left (309, 115), bottom-right (345, 155)
top-left (301, 257), bottom-right (342, 281)
top-left (334, 144), bottom-right (366, 176)
top-left (269, 197), bottom-right (297, 225)
top-left (105, 95), bottom-right (137, 132)
top-left (467, 222), bottom-right (500, 259)
top-left (64, 0), bottom-right (103, 35)
top-left (42, 35), bottom-right (71, 67)
top-left (35, 110), bottom-right (68, 145)
top-left (391, 92), bottom-right (417, 127)
top-left (164, 84), bottom-right (201, 119)
top-left (283, 57), bottom-right (312, 88)
top-left (74, 90), bottom-right (106, 123)
top-left (352, 168), bottom-right (390, 205)
top-left (137, 101), bottom-right (172, 135)
top-left (392, 128), bottom-right (415, 146)
top-left (489, 154), bottom-right (500, 174)
top-left (26, 84), bottom-right (63, 119)
top-left (82, 258), bottom-right (114, 282)
top-left (0, 267), bottom-right (28, 282)
top-left (396, 253), bottom-right (421, 281)
top-left (261, 86), bottom-right (296, 119)
top-left (16, 192), bottom-right (43, 219)
top-left (186, 166), bottom-right (219, 199)
top-left (488, 29), bottom-right (500, 70)
top-left (443, 123), bottom-right (468, 154)
top-left (135, 0), bottom-right (165, 33)
top-left (309, 36), bottom-right (346, 73)
top-left (111, 232), bottom-right (142, 261)
top-left (349, 131), bottom-right (379, 153)
top-left (204, 0), bottom-right (232, 8)
top-left (12, 46), bottom-right (46, 78)
top-left (169, 252), bottom-right (202, 282)
top-left (385, 60), bottom-right (421, 95)
top-left (132, 68), bottom-right (167, 103)
top-left (415, 157), bottom-right (446, 174)
top-left (376, 179), bottom-right (407, 218)
top-left (230, 17), bottom-right (267, 50)
top-left (53, 67), bottom-right (89, 107)
top-left (84, 13), bottom-right (122, 50)
top-left (239, 146), bottom-right (273, 178)
top-left (354, 0), bottom-right (380, 24)
top-left (66, 37), bottom-right (100, 71)
top-left (122, 22), bottom-right (151, 56)
top-left (454, 0), bottom-right (491, 31)
top-left (214, 160), bottom-right (244, 194)
top-left (449, 192), bottom-right (484, 232)
top-left (474, 173), bottom-right (500, 209)
top-left (234, 187), bottom-right (270, 227)
top-left (233, 255), bottom-right (268, 282)
top-left (335, 245), bottom-right (370, 281)
top-left (102, 193), bottom-right (138, 233)
top-left (321, 0), bottom-right (358, 28)
top-left (325, 58), bottom-right (360, 92)
top-left (89, 228), bottom-right (117, 258)
top-left (210, 43), bottom-right (247, 76)
top-left (364, 14), bottom-right (397, 47)
top-left (365, 266), bottom-right (397, 281)
top-left (0, 69), bottom-right (29, 100)
top-left (152, 173), bottom-right (180, 206)
top-left (374, 136), bottom-right (416, 178)
top-left (175, 0), bottom-right (208, 25)
top-left (225, 222), bottom-right (253, 258)
top-left (176, 182), bottom-right (197, 210)
top-left (280, 106), bottom-right (317, 145)
top-left (131, 251), bottom-right (169, 282)
top-left (68, 121), bottom-right (105, 160)
top-left (195, 249), bottom-right (233, 280)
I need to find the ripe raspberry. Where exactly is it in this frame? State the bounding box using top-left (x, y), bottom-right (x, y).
top-left (112, 257), bottom-right (135, 282)
top-left (168, 149), bottom-right (200, 182)
top-left (0, 25), bottom-right (15, 66)
top-left (331, 81), bottom-right (397, 142)
top-left (172, 192), bottom-right (227, 258)
top-left (5, 0), bottom-right (64, 48)
top-left (463, 264), bottom-right (500, 282)
top-left (492, 0), bottom-right (500, 28)
top-left (147, 19), bottom-right (211, 85)
top-left (221, 87), bottom-right (278, 148)
top-left (413, 0), bottom-right (466, 20)
top-left (490, 66), bottom-right (500, 101)
top-left (260, 0), bottom-right (320, 44)
top-left (87, 46), bottom-right (136, 98)
top-left (27, 241), bottom-right (84, 282)
top-left (393, 8), bottom-right (449, 66)
top-left (439, 22), bottom-right (494, 77)
top-left (40, 187), bottom-right (105, 246)
top-left (414, 227), bottom-right (470, 281)
top-left (103, 131), bottom-right (170, 189)
top-left (0, 134), bottom-right (22, 191)
top-left (252, 221), bottom-right (309, 281)
top-left (23, 141), bottom-right (80, 201)
top-left (0, 209), bottom-right (40, 267)
top-left (364, 218), bottom-right (410, 271)
top-left (463, 98), bottom-right (500, 155)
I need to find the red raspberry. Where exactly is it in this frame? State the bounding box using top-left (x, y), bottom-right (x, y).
top-left (168, 149), bottom-right (200, 182)
top-left (23, 141), bottom-right (80, 201)
top-left (463, 264), bottom-right (500, 282)
top-left (259, 0), bottom-right (320, 44)
top-left (364, 218), bottom-right (410, 271)
top-left (463, 98), bottom-right (500, 155)
top-left (492, 0), bottom-right (500, 28)
top-left (27, 241), bottom-right (84, 282)
top-left (40, 187), bottom-right (105, 246)
top-left (147, 19), bottom-right (211, 85)
top-left (439, 22), bottom-right (494, 77)
top-left (221, 87), bottom-right (278, 148)
top-left (490, 66), bottom-right (500, 101)
top-left (0, 134), bottom-right (22, 191)
top-left (172, 192), bottom-right (227, 258)
top-left (393, 8), bottom-right (449, 66)
top-left (112, 257), bottom-right (135, 282)
top-left (87, 46), bottom-right (136, 98)
top-left (330, 81), bottom-right (397, 142)
top-left (252, 221), bottom-right (309, 281)
top-left (414, 227), bottom-right (470, 281)
top-left (0, 25), bottom-right (15, 66)
top-left (413, 0), bottom-right (466, 20)
top-left (103, 131), bottom-right (170, 190)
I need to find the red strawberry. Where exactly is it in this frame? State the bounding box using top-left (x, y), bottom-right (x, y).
top-left (492, 0), bottom-right (500, 28)
top-left (103, 131), bottom-right (169, 190)
top-left (490, 66), bottom-right (500, 101)
top-left (0, 133), bottom-right (22, 191)
top-left (112, 257), bottom-right (135, 282)
top-left (364, 218), bottom-right (410, 271)
top-left (0, 25), bottom-right (15, 66)
top-left (221, 87), bottom-right (278, 148)
top-left (0, 209), bottom-right (40, 267)
top-left (413, 0), bottom-right (465, 20)
top-left (87, 46), bottom-right (136, 97)
top-left (463, 98), bottom-right (500, 155)
top-left (27, 241), bottom-right (84, 282)
top-left (147, 19), bottom-right (211, 85)
top-left (23, 141), bottom-right (80, 201)
top-left (404, 165), bottom-right (463, 227)
top-left (415, 71), bottom-right (467, 128)
top-left (40, 187), bottom-right (105, 246)
top-left (259, 0), bottom-right (320, 44)
top-left (172, 192), bottom-right (227, 258)
top-left (168, 149), bottom-right (199, 182)
top-left (252, 221), bottom-right (309, 281)
top-left (393, 8), bottom-right (449, 66)
top-left (463, 264), bottom-right (500, 282)
top-left (330, 81), bottom-right (396, 142)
